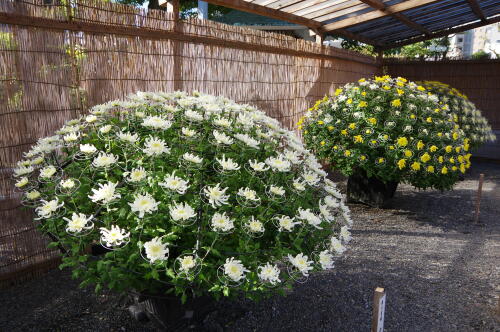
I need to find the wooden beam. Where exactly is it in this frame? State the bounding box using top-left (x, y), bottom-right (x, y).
top-left (358, 0), bottom-right (430, 34)
top-left (380, 15), bottom-right (500, 50)
top-left (322, 0), bottom-right (441, 31)
top-left (159, 0), bottom-right (179, 17)
top-left (466, 0), bottom-right (486, 22)
top-left (202, 0), bottom-right (323, 29)
top-left (0, 12), bottom-right (378, 65)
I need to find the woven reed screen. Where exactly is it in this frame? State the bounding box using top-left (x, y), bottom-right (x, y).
top-left (385, 59), bottom-right (500, 130)
top-left (0, 0), bottom-right (379, 285)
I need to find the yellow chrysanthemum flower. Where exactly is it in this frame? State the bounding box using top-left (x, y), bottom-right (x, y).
top-left (335, 88), bottom-right (343, 96)
top-left (397, 137), bottom-right (408, 147)
top-left (358, 78), bottom-right (366, 83)
top-left (317, 120), bottom-right (324, 125)
top-left (404, 150), bottom-right (413, 157)
top-left (417, 86), bottom-right (426, 91)
top-left (378, 157), bottom-right (385, 164)
top-left (368, 118), bottom-right (377, 125)
top-left (341, 129), bottom-right (348, 136)
top-left (397, 159), bottom-right (406, 170)
top-left (430, 145), bottom-right (438, 152)
top-left (438, 156), bottom-right (444, 163)
top-left (320, 141), bottom-right (326, 146)
top-left (426, 117), bottom-right (432, 123)
top-left (455, 147), bottom-right (461, 153)
top-left (348, 123), bottom-right (356, 130)
top-left (347, 98), bottom-right (353, 105)
top-left (397, 89), bottom-right (404, 95)
top-left (411, 162), bottom-right (421, 171)
top-left (420, 153), bottom-right (431, 163)
top-left (445, 145), bottom-right (452, 153)
top-left (452, 132), bottom-right (459, 140)
top-left (417, 141), bottom-right (425, 150)
top-left (427, 166), bottom-right (434, 173)
top-left (344, 150), bottom-right (351, 157)
top-left (361, 91), bottom-right (367, 96)
top-left (391, 99), bottom-right (401, 107)
top-left (359, 101), bottom-right (368, 108)
top-left (449, 157), bottom-right (455, 164)
top-left (354, 135), bottom-right (364, 143)
top-left (460, 164), bottom-right (466, 173)
top-left (441, 167), bottom-right (448, 174)
top-left (328, 126), bottom-right (334, 131)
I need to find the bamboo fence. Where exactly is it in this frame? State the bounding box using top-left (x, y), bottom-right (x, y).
top-left (0, 0), bottom-right (379, 285)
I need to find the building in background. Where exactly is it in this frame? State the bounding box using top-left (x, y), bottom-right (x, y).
top-left (449, 23), bottom-right (500, 58)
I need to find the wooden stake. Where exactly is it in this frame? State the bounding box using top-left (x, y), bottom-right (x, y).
top-left (474, 173), bottom-right (484, 223)
top-left (372, 287), bottom-right (386, 332)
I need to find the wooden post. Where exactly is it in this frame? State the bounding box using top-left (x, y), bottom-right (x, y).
top-left (371, 287), bottom-right (386, 332)
top-left (473, 173), bottom-right (484, 223)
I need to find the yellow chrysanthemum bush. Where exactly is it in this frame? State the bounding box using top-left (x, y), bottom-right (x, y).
top-left (419, 81), bottom-right (496, 148)
top-left (13, 91), bottom-right (354, 317)
top-left (299, 76), bottom-right (472, 204)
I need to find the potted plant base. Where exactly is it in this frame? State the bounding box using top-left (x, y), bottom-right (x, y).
top-left (346, 171), bottom-right (398, 208)
top-left (129, 292), bottom-right (216, 330)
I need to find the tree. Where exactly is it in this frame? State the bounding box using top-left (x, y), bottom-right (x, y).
top-left (115, 0), bottom-right (230, 19)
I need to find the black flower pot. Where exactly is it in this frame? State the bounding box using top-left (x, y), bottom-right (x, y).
top-left (347, 170), bottom-right (398, 208)
top-left (129, 291), bottom-right (216, 330)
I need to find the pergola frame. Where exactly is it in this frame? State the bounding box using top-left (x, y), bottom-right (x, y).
top-left (170, 0), bottom-right (500, 50)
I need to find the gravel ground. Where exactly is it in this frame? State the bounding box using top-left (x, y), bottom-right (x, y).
top-left (1, 161), bottom-right (499, 332)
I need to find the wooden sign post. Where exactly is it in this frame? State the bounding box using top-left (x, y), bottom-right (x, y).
top-left (372, 287), bottom-right (386, 332)
top-left (474, 173), bottom-right (484, 223)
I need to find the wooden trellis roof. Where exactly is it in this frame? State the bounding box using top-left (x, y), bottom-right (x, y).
top-left (204, 0), bottom-right (500, 49)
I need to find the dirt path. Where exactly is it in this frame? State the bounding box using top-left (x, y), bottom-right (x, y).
top-left (1, 162), bottom-right (499, 331)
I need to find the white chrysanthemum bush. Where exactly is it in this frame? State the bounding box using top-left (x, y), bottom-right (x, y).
top-left (419, 81), bottom-right (496, 148)
top-left (14, 91), bottom-right (353, 302)
top-left (299, 76), bottom-right (472, 191)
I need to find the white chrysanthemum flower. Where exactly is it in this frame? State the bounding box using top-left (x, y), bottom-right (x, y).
top-left (284, 150), bottom-right (302, 164)
top-left (129, 193), bottom-right (159, 218)
top-left (25, 190), bottom-right (41, 200)
top-left (169, 202), bottom-right (197, 221)
top-left (85, 115), bottom-right (98, 123)
top-left (269, 185), bottom-right (285, 196)
top-left (236, 112), bottom-right (254, 127)
top-left (266, 156), bottom-right (291, 172)
top-left (234, 133), bottom-right (260, 149)
top-left (288, 253), bottom-right (313, 276)
top-left (135, 111), bottom-right (145, 118)
top-left (302, 171), bottom-right (320, 186)
top-left (181, 127), bottom-right (197, 137)
top-left (237, 187), bottom-right (259, 202)
top-left (14, 165), bottom-right (34, 177)
top-left (179, 255), bottom-right (196, 272)
top-left (213, 116), bottom-right (232, 128)
top-left (92, 152), bottom-right (118, 168)
top-left (80, 144), bottom-right (97, 155)
top-left (211, 212), bottom-right (234, 232)
top-left (292, 179), bottom-right (306, 192)
top-left (216, 155), bottom-right (240, 171)
top-left (204, 184), bottom-right (229, 208)
top-left (143, 137), bottom-right (170, 156)
top-left (159, 171), bottom-right (189, 194)
top-left (63, 132), bottom-right (80, 143)
top-left (296, 208), bottom-right (323, 229)
top-left (39, 165), bottom-right (57, 179)
top-left (248, 160), bottom-right (269, 172)
top-left (319, 203), bottom-right (335, 222)
top-left (324, 195), bottom-right (340, 208)
top-left (60, 178), bottom-right (75, 189)
top-left (144, 237), bottom-right (169, 263)
top-left (89, 181), bottom-right (121, 204)
top-left (142, 115), bottom-right (172, 130)
top-left (246, 216), bottom-right (264, 233)
top-left (35, 198), bottom-right (64, 219)
top-left (223, 257), bottom-right (249, 282)
top-left (100, 225), bottom-right (130, 247)
top-left (117, 131), bottom-right (139, 144)
top-left (213, 130), bottom-right (234, 145)
top-left (319, 250), bottom-right (335, 269)
top-left (339, 226), bottom-right (352, 243)
top-left (15, 177), bottom-right (29, 188)
top-left (258, 263), bottom-right (281, 285)
top-left (183, 152), bottom-right (203, 164)
top-left (276, 215), bottom-right (300, 232)
top-left (99, 124), bottom-right (113, 134)
top-left (63, 213), bottom-right (92, 233)
top-left (324, 185), bottom-right (342, 199)
top-left (184, 110), bottom-right (204, 122)
top-left (330, 236), bottom-right (346, 255)
top-left (125, 167), bottom-right (147, 183)
top-left (31, 156), bottom-right (44, 165)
